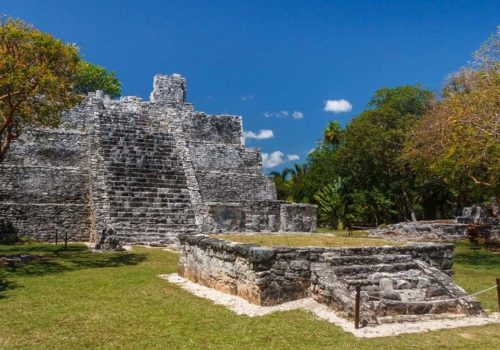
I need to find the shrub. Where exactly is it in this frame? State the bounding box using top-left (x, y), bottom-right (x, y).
top-left (0, 219), bottom-right (19, 244)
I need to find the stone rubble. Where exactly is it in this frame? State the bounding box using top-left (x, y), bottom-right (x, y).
top-left (369, 199), bottom-right (500, 243)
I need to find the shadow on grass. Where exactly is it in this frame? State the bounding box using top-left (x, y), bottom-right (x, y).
top-left (0, 244), bottom-right (147, 297)
top-left (0, 274), bottom-right (20, 299)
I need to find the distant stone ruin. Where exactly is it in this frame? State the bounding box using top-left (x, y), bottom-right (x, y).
top-left (370, 200), bottom-right (500, 244)
top-left (0, 74), bottom-right (316, 246)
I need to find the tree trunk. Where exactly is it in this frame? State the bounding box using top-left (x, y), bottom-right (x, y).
top-left (402, 187), bottom-right (417, 222)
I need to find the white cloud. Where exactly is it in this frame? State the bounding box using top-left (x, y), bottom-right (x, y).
top-left (324, 99), bottom-right (352, 113)
top-left (263, 110), bottom-right (289, 118)
top-left (292, 111), bottom-right (304, 120)
top-left (240, 94), bottom-right (254, 101)
top-left (262, 151), bottom-right (300, 168)
top-left (243, 129), bottom-right (274, 140)
top-left (262, 151), bottom-right (285, 168)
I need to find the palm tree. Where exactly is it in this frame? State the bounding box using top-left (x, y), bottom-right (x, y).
top-left (323, 121), bottom-right (342, 146)
top-left (269, 168), bottom-right (293, 200)
top-left (287, 163), bottom-right (308, 202)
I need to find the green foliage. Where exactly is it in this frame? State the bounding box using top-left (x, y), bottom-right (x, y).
top-left (0, 219), bottom-right (19, 244)
top-left (274, 85), bottom-right (446, 226)
top-left (406, 26), bottom-right (500, 202)
top-left (340, 85), bottom-right (435, 223)
top-left (269, 169), bottom-right (292, 200)
top-left (74, 60), bottom-right (121, 98)
top-left (314, 179), bottom-right (344, 228)
top-left (0, 18), bottom-right (81, 161)
top-left (270, 164), bottom-right (310, 202)
top-left (323, 120), bottom-right (342, 146)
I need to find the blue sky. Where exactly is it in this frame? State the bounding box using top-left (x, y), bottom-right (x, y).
top-left (2, 0), bottom-right (499, 172)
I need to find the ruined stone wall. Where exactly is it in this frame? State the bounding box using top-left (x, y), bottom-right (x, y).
top-left (179, 234), bottom-right (483, 324)
top-left (179, 234), bottom-right (455, 304)
top-left (279, 203), bottom-right (317, 232)
top-left (201, 201), bottom-right (316, 233)
top-left (369, 221), bottom-right (469, 241)
top-left (179, 112), bottom-right (276, 203)
top-left (152, 74), bottom-right (314, 234)
top-left (0, 127), bottom-right (90, 241)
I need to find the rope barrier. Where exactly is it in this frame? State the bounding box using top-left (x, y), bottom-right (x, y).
top-left (357, 284), bottom-right (498, 304)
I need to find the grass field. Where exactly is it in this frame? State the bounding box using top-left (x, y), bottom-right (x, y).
top-left (0, 239), bottom-right (499, 349)
top-left (215, 233), bottom-right (404, 247)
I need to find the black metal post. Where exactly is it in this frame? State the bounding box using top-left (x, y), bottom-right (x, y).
top-left (496, 278), bottom-right (500, 313)
top-left (354, 285), bottom-right (361, 329)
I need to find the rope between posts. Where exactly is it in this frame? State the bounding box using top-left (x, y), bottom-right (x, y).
top-left (359, 284), bottom-right (498, 304)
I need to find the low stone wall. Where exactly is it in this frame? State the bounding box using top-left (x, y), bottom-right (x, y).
top-left (200, 201), bottom-right (317, 233)
top-left (279, 203), bottom-right (317, 232)
top-left (369, 221), bottom-right (469, 241)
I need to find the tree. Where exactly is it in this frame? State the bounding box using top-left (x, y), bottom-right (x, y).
top-left (74, 60), bottom-right (121, 98)
top-left (334, 85), bottom-right (434, 223)
top-left (0, 18), bottom-right (81, 162)
top-left (406, 26), bottom-right (500, 203)
top-left (288, 163), bottom-right (309, 202)
top-left (269, 168), bottom-right (292, 200)
top-left (323, 121), bottom-right (342, 146)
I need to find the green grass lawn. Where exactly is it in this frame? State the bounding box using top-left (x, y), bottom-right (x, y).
top-left (215, 233), bottom-right (404, 247)
top-left (0, 241), bottom-right (499, 350)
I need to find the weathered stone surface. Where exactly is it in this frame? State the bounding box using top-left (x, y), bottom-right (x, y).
top-left (0, 74), bottom-right (317, 244)
top-left (178, 234), bottom-right (484, 324)
top-left (370, 200), bottom-right (500, 243)
top-left (369, 221), bottom-right (468, 241)
top-left (95, 226), bottom-right (123, 251)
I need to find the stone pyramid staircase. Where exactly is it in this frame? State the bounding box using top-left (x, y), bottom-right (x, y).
top-left (311, 252), bottom-right (484, 325)
top-left (91, 107), bottom-right (197, 245)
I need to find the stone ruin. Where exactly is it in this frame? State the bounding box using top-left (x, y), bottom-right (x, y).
top-left (369, 199), bottom-right (500, 245)
top-left (0, 74), bottom-right (317, 246)
top-left (178, 234), bottom-right (485, 325)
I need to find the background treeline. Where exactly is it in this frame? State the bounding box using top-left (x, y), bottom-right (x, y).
top-left (272, 27), bottom-right (500, 229)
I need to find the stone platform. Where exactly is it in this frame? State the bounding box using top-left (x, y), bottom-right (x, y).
top-left (178, 234), bottom-right (485, 325)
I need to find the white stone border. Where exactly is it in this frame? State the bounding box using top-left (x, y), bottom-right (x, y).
top-left (160, 273), bottom-right (500, 338)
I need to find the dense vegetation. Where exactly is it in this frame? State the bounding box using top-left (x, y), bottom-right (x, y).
top-left (273, 27), bottom-right (500, 229)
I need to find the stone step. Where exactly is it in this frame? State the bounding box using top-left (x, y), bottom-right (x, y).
top-left (324, 254), bottom-right (412, 266)
top-left (332, 262), bottom-right (420, 277)
top-left (112, 223), bottom-right (197, 230)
